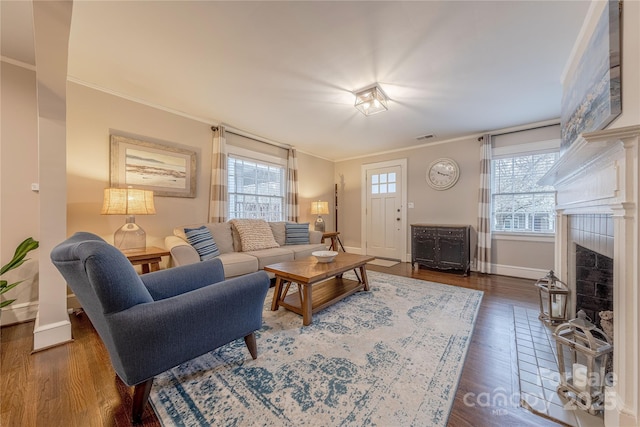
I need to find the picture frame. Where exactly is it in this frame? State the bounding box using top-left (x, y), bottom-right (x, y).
top-left (110, 135), bottom-right (197, 198)
top-left (560, 0), bottom-right (621, 152)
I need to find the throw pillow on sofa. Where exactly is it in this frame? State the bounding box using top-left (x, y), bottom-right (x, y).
top-left (268, 222), bottom-right (287, 246)
top-left (285, 222), bottom-right (310, 245)
top-left (184, 225), bottom-right (221, 260)
top-left (230, 219), bottom-right (280, 251)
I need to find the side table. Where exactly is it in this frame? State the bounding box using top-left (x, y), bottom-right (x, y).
top-left (321, 232), bottom-right (341, 251)
top-left (120, 246), bottom-right (170, 274)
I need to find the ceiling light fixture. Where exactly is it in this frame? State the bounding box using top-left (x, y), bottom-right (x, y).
top-left (354, 83), bottom-right (388, 116)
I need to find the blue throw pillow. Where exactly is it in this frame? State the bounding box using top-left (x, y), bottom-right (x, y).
top-left (285, 222), bottom-right (310, 245)
top-left (184, 226), bottom-right (220, 261)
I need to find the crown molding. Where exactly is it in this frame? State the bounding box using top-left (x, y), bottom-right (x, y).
top-left (1, 56), bottom-right (36, 71)
top-left (66, 76), bottom-right (337, 161)
top-left (67, 75), bottom-right (215, 125)
top-left (335, 118), bottom-right (561, 163)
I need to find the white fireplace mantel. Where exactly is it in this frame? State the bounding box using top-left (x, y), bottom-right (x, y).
top-left (544, 125), bottom-right (640, 427)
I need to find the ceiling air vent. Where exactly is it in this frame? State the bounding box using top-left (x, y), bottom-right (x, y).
top-left (416, 134), bottom-right (435, 141)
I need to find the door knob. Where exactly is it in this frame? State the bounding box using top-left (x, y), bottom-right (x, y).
top-left (397, 218), bottom-right (401, 221)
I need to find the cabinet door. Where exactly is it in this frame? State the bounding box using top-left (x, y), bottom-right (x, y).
top-left (413, 227), bottom-right (438, 266)
top-left (438, 228), bottom-right (467, 269)
top-left (438, 235), bottom-right (465, 268)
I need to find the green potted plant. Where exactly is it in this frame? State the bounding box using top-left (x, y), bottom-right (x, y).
top-left (1, 237), bottom-right (39, 308)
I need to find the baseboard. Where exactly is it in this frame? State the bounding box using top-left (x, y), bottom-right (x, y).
top-left (0, 301), bottom-right (39, 327)
top-left (0, 294), bottom-right (82, 327)
top-left (491, 264), bottom-right (548, 280)
top-left (67, 294), bottom-right (81, 310)
top-left (334, 249), bottom-right (545, 281)
top-left (33, 313), bottom-right (72, 351)
top-left (604, 388), bottom-right (638, 427)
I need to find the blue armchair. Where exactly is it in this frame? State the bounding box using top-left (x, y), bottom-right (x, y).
top-left (50, 232), bottom-right (270, 423)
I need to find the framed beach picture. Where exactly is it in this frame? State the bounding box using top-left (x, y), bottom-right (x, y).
top-left (560, 0), bottom-right (621, 152)
top-left (110, 135), bottom-right (197, 198)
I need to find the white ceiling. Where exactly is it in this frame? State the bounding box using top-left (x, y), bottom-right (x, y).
top-left (3, 1), bottom-right (591, 161)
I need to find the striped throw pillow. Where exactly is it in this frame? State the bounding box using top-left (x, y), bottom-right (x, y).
top-left (184, 226), bottom-right (220, 261)
top-left (285, 222), bottom-right (310, 245)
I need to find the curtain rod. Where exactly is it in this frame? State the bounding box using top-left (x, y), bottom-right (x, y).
top-left (211, 126), bottom-right (291, 150)
top-left (491, 123), bottom-right (560, 138)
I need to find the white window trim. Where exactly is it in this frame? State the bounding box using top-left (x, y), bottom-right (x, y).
top-left (226, 145), bottom-right (287, 167)
top-left (492, 232), bottom-right (555, 243)
top-left (491, 139), bottom-right (560, 239)
top-left (492, 138), bottom-right (561, 158)
top-left (226, 145), bottom-right (287, 221)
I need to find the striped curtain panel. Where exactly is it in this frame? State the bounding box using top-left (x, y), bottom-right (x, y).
top-left (286, 148), bottom-right (299, 222)
top-left (477, 134), bottom-right (492, 274)
top-left (208, 126), bottom-right (228, 223)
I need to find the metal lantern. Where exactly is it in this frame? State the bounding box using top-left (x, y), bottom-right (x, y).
top-left (535, 270), bottom-right (569, 325)
top-left (553, 310), bottom-right (613, 415)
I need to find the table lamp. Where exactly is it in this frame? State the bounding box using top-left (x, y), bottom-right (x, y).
top-left (310, 200), bottom-right (329, 232)
top-left (101, 187), bottom-right (156, 250)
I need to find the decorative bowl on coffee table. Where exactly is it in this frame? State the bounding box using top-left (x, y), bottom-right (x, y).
top-left (312, 250), bottom-right (338, 263)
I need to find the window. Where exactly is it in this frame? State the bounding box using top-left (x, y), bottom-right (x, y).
top-left (371, 172), bottom-right (397, 194)
top-left (492, 152), bottom-right (559, 234)
top-left (227, 155), bottom-right (285, 221)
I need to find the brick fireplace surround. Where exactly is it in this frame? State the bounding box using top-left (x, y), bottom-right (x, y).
top-left (541, 125), bottom-right (640, 426)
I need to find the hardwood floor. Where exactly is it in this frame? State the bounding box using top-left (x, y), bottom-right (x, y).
top-left (1, 264), bottom-right (561, 426)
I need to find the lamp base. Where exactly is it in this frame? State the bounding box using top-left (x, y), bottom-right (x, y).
top-left (114, 216), bottom-right (146, 250)
top-left (314, 217), bottom-right (325, 233)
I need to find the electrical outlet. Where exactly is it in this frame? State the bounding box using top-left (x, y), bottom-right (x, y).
top-left (408, 202), bottom-right (414, 209)
top-left (31, 183), bottom-right (40, 192)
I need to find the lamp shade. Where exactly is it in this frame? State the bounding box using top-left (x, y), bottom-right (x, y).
top-left (101, 188), bottom-right (156, 215)
top-left (310, 201), bottom-right (329, 215)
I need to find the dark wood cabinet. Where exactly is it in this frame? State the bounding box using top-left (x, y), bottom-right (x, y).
top-left (411, 224), bottom-right (471, 275)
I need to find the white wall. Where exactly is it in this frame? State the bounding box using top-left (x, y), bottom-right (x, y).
top-left (67, 82), bottom-right (213, 248)
top-left (335, 134), bottom-right (556, 277)
top-left (66, 82), bottom-right (335, 263)
top-left (3, 77), bottom-right (334, 325)
top-left (0, 62), bottom-right (40, 325)
top-left (297, 152), bottom-right (336, 232)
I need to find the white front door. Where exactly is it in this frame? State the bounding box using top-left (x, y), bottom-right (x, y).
top-left (364, 164), bottom-right (404, 260)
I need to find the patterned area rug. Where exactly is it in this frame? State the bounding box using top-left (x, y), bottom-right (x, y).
top-left (149, 271), bottom-right (483, 426)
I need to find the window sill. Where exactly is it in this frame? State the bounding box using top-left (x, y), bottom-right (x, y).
top-left (492, 232), bottom-right (555, 243)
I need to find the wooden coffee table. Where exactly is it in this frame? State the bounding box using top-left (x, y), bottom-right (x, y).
top-left (265, 253), bottom-right (375, 326)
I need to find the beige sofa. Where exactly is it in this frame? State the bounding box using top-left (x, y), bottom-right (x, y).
top-left (165, 221), bottom-right (326, 278)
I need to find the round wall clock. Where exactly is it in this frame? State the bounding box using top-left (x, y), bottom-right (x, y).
top-left (426, 158), bottom-right (460, 190)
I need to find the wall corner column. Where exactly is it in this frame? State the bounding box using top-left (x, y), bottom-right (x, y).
top-left (32, 0), bottom-right (74, 351)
